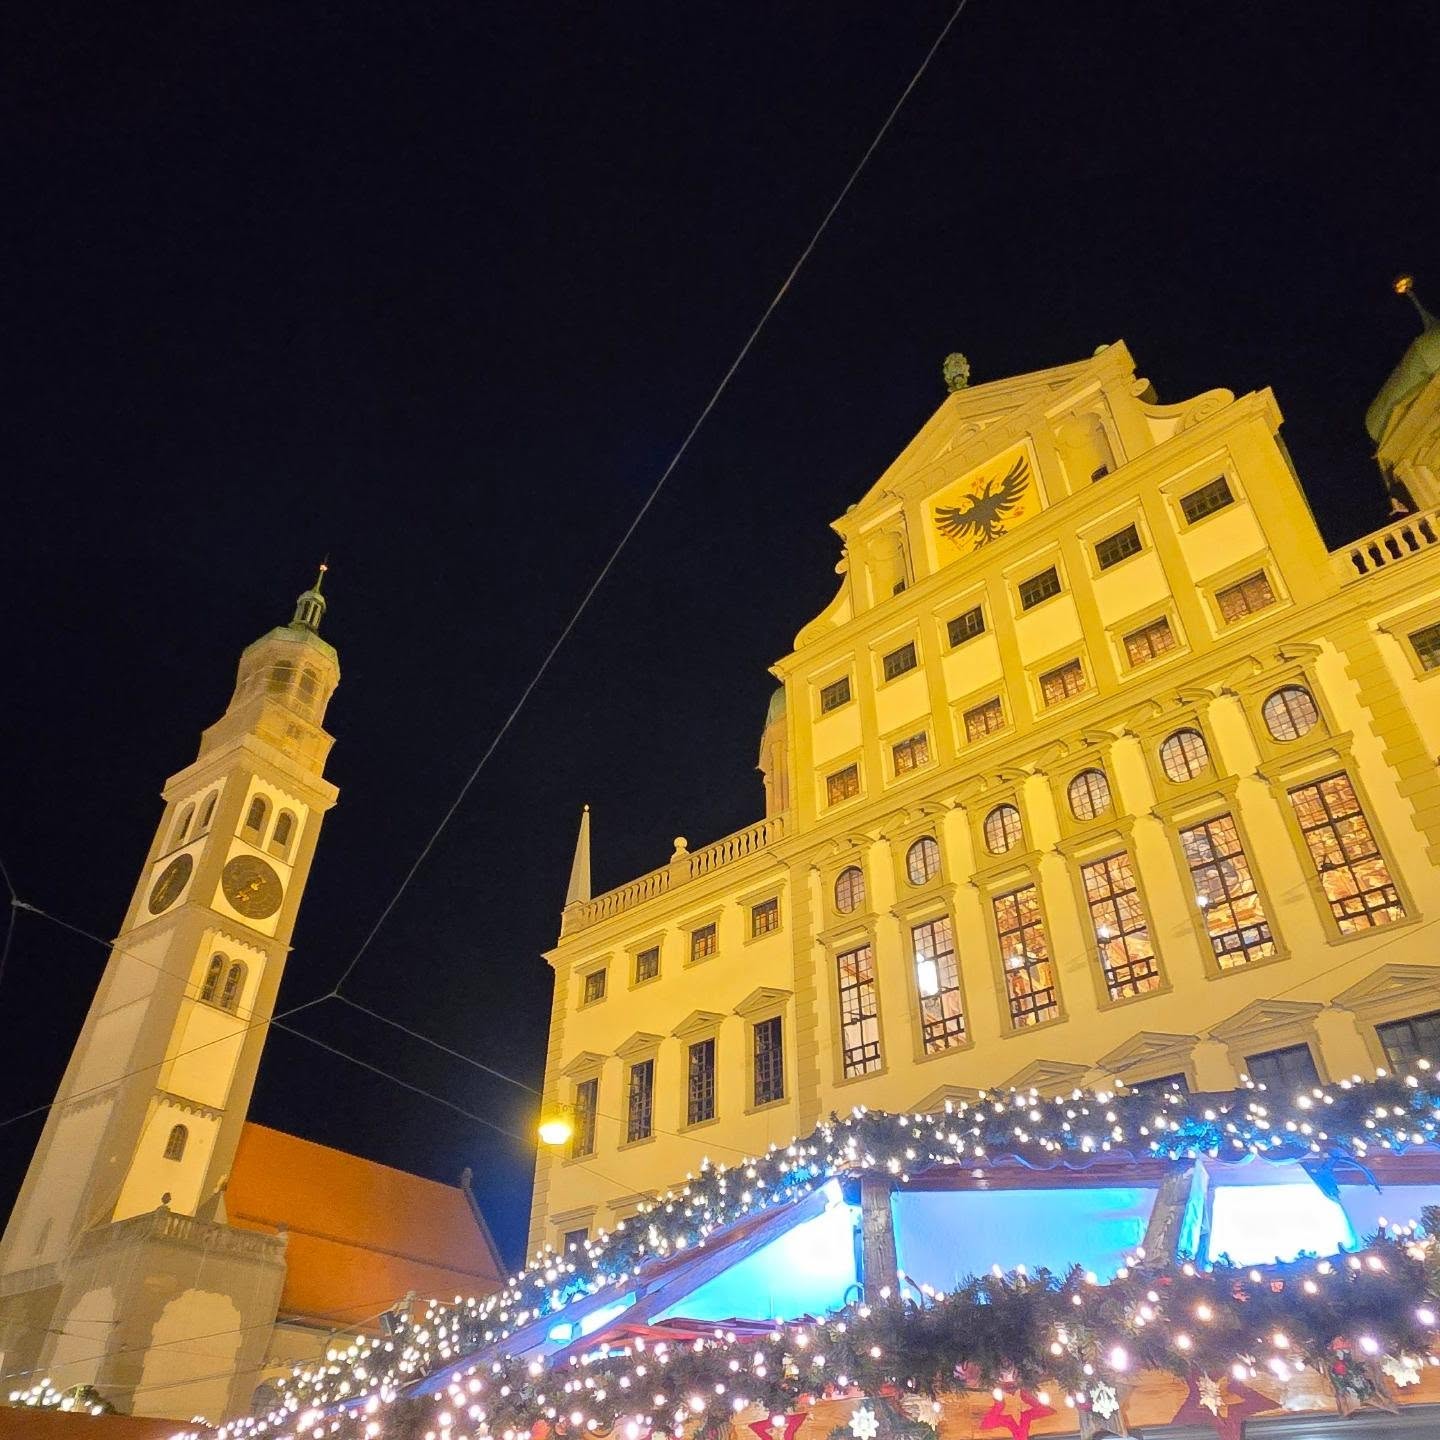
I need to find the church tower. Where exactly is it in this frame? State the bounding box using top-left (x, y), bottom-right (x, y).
top-left (0, 571), bottom-right (340, 1417)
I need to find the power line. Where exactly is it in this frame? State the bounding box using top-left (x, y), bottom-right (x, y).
top-left (326, 0), bottom-right (973, 998)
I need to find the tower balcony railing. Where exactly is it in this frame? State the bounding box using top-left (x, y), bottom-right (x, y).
top-left (75, 1206), bottom-right (287, 1264)
top-left (562, 814), bottom-right (785, 935)
top-left (1332, 507), bottom-right (1440, 580)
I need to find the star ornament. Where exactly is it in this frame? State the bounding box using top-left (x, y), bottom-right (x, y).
top-left (1172, 1374), bottom-right (1272, 1440)
top-left (1088, 1383), bottom-right (1120, 1420)
top-left (748, 1414), bottom-right (808, 1440)
top-left (848, 1406), bottom-right (880, 1440)
top-left (979, 1388), bottom-right (1055, 1440)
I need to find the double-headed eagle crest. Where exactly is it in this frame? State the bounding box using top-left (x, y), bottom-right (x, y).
top-left (934, 454), bottom-right (1030, 548)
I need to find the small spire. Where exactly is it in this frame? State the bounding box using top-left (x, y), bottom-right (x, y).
top-left (1395, 275), bottom-right (1436, 330)
top-left (565, 804), bottom-right (592, 906)
top-left (291, 561), bottom-right (329, 632)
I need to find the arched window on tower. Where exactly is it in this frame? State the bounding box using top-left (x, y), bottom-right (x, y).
top-left (171, 804), bottom-right (195, 849)
top-left (199, 955), bottom-right (225, 1003)
top-left (267, 660), bottom-right (295, 696)
top-left (164, 1124), bottom-right (188, 1161)
top-left (242, 794), bottom-right (270, 840)
top-left (297, 666), bottom-right (321, 713)
top-left (197, 792), bottom-right (218, 833)
top-left (220, 962), bottom-right (246, 1013)
top-left (269, 809), bottom-right (297, 860)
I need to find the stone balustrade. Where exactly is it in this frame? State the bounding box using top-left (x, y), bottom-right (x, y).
top-left (1334, 508), bottom-right (1440, 579)
top-left (75, 1206), bottom-right (287, 1263)
top-left (562, 815), bottom-right (784, 934)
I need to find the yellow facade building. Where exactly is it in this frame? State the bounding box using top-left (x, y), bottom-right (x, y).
top-left (531, 322), bottom-right (1440, 1257)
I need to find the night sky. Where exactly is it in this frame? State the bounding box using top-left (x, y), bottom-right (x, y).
top-left (3, 2), bottom-right (1436, 1272)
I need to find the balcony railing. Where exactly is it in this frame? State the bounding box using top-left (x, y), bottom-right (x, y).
top-left (562, 815), bottom-right (785, 934)
top-left (1334, 509), bottom-right (1440, 580)
top-left (76, 1206), bottom-right (287, 1263)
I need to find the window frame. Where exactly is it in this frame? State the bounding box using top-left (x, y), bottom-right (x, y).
top-left (163, 1124), bottom-right (188, 1161)
top-left (623, 1057), bottom-right (656, 1146)
top-left (835, 943), bottom-right (884, 1081)
top-left (1122, 615), bottom-right (1178, 669)
top-left (751, 1014), bottom-right (786, 1109)
top-left (890, 730), bottom-right (931, 778)
top-left (1037, 656), bottom-right (1088, 709)
top-left (1261, 685), bottom-right (1321, 742)
top-left (688, 921), bottom-right (719, 965)
top-left (982, 803), bottom-right (1023, 855)
top-left (989, 879), bottom-right (1062, 1031)
top-left (1017, 565), bottom-right (1063, 612)
top-left (833, 864), bottom-right (866, 916)
top-left (818, 674), bottom-right (853, 714)
top-left (580, 966), bottom-right (608, 1007)
top-left (880, 640), bottom-right (919, 683)
top-left (632, 944), bottom-right (662, 987)
top-left (1067, 768), bottom-right (1112, 822)
top-left (1078, 848), bottom-right (1164, 1005)
top-left (910, 913), bottom-right (966, 1056)
top-left (946, 604), bottom-right (987, 648)
top-left (1214, 569), bottom-right (1278, 625)
top-left (960, 693), bottom-right (1007, 745)
top-left (749, 896), bottom-right (781, 940)
top-left (1094, 522), bottom-right (1143, 571)
top-left (570, 1075), bottom-right (599, 1159)
top-left (1175, 808), bottom-right (1281, 975)
top-left (1177, 475), bottom-right (1235, 526)
top-left (825, 761), bottom-right (862, 808)
top-left (1243, 1042), bottom-right (1322, 1094)
top-left (904, 835), bottom-right (943, 887)
top-left (685, 1036), bottom-right (718, 1127)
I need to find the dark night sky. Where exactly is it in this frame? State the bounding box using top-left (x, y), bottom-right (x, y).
top-left (2, 1), bottom-right (1436, 1270)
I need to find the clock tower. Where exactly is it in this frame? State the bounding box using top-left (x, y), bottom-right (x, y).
top-left (0, 570), bottom-right (341, 1416)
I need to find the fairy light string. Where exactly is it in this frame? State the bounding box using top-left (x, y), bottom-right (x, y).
top-left (17, 1067), bottom-right (1440, 1437)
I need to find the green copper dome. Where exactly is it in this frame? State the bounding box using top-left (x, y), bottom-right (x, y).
top-left (1366, 285), bottom-right (1439, 444)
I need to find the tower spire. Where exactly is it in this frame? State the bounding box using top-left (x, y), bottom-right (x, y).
top-left (292, 561), bottom-right (329, 632)
top-left (565, 804), bottom-right (592, 906)
top-left (1395, 274), bottom-right (1437, 331)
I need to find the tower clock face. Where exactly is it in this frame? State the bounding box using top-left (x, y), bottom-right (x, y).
top-left (221, 855), bottom-right (284, 920)
top-left (147, 854), bottom-right (194, 914)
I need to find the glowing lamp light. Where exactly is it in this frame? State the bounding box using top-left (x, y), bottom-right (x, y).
top-left (538, 1112), bottom-right (574, 1147)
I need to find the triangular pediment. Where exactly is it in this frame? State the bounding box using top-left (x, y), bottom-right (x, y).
top-left (844, 348), bottom-right (1127, 523)
top-left (1209, 999), bottom-right (1322, 1045)
top-left (1333, 964), bottom-right (1440, 1019)
top-left (1001, 1059), bottom-right (1092, 1095)
top-left (614, 1031), bottom-right (664, 1060)
top-left (1098, 1031), bottom-right (1199, 1078)
top-left (910, 1082), bottom-right (982, 1114)
top-left (561, 1050), bottom-right (607, 1078)
top-left (733, 986), bottom-right (791, 1019)
top-left (672, 1010), bottom-right (725, 1041)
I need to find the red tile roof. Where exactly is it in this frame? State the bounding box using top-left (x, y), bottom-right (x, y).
top-left (226, 1123), bottom-right (504, 1327)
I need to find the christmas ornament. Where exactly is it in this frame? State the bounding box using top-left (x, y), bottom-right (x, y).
top-left (750, 1414), bottom-right (809, 1440)
top-left (1171, 1374), bottom-right (1273, 1440)
top-left (978, 1388), bottom-right (1054, 1440)
top-left (1381, 1353), bottom-right (1422, 1389)
top-left (1327, 1346), bottom-right (1397, 1417)
top-left (849, 1407), bottom-right (880, 1440)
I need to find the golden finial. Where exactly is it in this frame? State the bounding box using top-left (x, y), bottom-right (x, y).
top-left (1394, 274), bottom-right (1435, 329)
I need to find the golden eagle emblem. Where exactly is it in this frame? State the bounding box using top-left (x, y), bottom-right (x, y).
top-left (934, 454), bottom-right (1030, 547)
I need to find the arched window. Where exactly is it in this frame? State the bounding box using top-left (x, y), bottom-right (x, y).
top-left (197, 792), bottom-right (218, 832)
top-left (298, 667), bottom-right (321, 710)
top-left (271, 810), bottom-right (296, 857)
top-left (1262, 686), bottom-right (1319, 742)
top-left (163, 1124), bottom-right (188, 1161)
top-left (267, 661), bottom-right (295, 695)
top-left (906, 836), bottom-right (941, 886)
top-left (242, 795), bottom-right (270, 838)
top-left (834, 866), bottom-right (865, 914)
top-left (171, 804), bottom-right (195, 849)
top-left (200, 954), bottom-right (224, 1003)
top-left (220, 962), bottom-right (246, 1013)
top-left (1160, 728), bottom-right (1210, 784)
top-left (1068, 769), bottom-right (1112, 821)
top-left (983, 804), bottom-right (1023, 855)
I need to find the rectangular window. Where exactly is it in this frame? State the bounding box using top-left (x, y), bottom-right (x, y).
top-left (963, 696), bottom-right (1006, 742)
top-left (1129, 1072), bottom-right (1189, 1101)
top-left (1019, 566), bottom-right (1062, 610)
top-left (690, 923), bottom-right (717, 963)
top-left (750, 897), bottom-right (780, 938)
top-left (826, 764), bottom-right (860, 805)
top-left (582, 968), bottom-right (606, 1004)
top-left (625, 1059), bottom-right (654, 1143)
top-left (686, 1038), bottom-right (716, 1125)
top-left (892, 732), bottom-right (930, 775)
top-left (1410, 622), bottom-right (1440, 673)
top-left (562, 1226), bottom-right (589, 1251)
top-left (947, 605), bottom-right (986, 647)
top-left (820, 676), bottom-right (852, 712)
top-left (1123, 616), bottom-right (1176, 667)
top-left (1081, 852), bottom-right (1162, 1001)
top-left (882, 642), bottom-right (918, 681)
top-left (992, 884), bottom-right (1059, 1029)
top-left (1178, 814), bottom-right (1275, 969)
top-left (1179, 475), bottom-right (1234, 524)
top-left (1245, 1043), bottom-right (1320, 1092)
top-left (1039, 658), bottom-right (1087, 707)
top-left (836, 944), bottom-right (883, 1079)
top-left (1376, 1010), bottom-right (1440, 1069)
top-left (1215, 571), bottom-right (1276, 623)
top-left (1095, 523), bottom-right (1142, 570)
top-left (633, 946), bottom-right (660, 984)
top-left (1287, 772), bottom-right (1404, 933)
top-left (753, 1016), bottom-right (784, 1106)
top-left (571, 1077), bottom-right (598, 1158)
top-left (913, 916), bottom-right (965, 1053)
